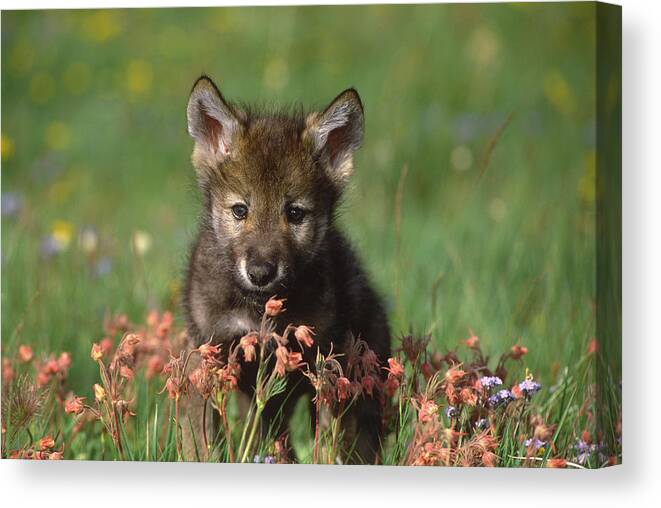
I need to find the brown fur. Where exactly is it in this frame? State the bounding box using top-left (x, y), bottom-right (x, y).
top-left (181, 76), bottom-right (390, 463)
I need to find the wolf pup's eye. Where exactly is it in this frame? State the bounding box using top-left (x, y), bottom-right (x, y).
top-left (231, 204), bottom-right (248, 220)
top-left (286, 205), bottom-right (306, 225)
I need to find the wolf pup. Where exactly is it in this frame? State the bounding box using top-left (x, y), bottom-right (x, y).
top-left (182, 76), bottom-right (391, 463)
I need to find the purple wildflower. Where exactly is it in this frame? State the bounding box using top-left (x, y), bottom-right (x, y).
top-left (40, 235), bottom-right (63, 259)
top-left (518, 379), bottom-right (541, 397)
top-left (488, 389), bottom-right (515, 409)
top-left (1, 192), bottom-right (24, 218)
top-left (524, 438), bottom-right (546, 452)
top-left (479, 376), bottom-right (503, 390)
top-left (475, 418), bottom-right (489, 430)
top-left (94, 257), bottom-right (112, 277)
top-left (445, 406), bottom-right (458, 419)
top-left (264, 456), bottom-right (276, 464)
top-left (574, 440), bottom-right (607, 465)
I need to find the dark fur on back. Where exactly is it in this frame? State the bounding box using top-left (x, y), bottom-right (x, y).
top-left (181, 76), bottom-right (391, 463)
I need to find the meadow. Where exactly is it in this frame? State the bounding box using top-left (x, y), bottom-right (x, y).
top-left (1, 4), bottom-right (620, 465)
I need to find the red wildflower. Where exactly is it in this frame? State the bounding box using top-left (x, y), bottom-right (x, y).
top-left (164, 377), bottom-right (178, 399)
top-left (57, 352), bottom-right (72, 372)
top-left (45, 358), bottom-right (59, 374)
top-left (18, 345), bottom-right (33, 363)
top-left (361, 348), bottom-right (380, 372)
top-left (587, 339), bottom-right (598, 354)
top-left (386, 357), bottom-right (404, 378)
top-left (119, 365), bottom-right (134, 380)
top-left (294, 325), bottom-right (315, 348)
top-left (147, 310), bottom-right (159, 328)
top-left (286, 351), bottom-right (305, 372)
top-left (459, 387), bottom-right (478, 406)
top-left (275, 346), bottom-right (289, 377)
top-left (198, 342), bottom-right (220, 360)
top-left (217, 364), bottom-right (239, 392)
top-left (65, 396), bottom-right (86, 415)
top-left (49, 451), bottom-right (64, 460)
top-left (445, 366), bottom-right (465, 384)
top-left (189, 366), bottom-right (214, 399)
top-left (100, 337), bottom-right (113, 356)
top-left (581, 430), bottom-right (592, 444)
top-left (510, 344), bottom-right (528, 360)
top-left (417, 398), bottom-right (439, 424)
top-left (239, 333), bottom-right (258, 362)
top-left (336, 376), bottom-right (351, 402)
top-left (547, 458), bottom-right (567, 468)
top-left (2, 358), bottom-right (15, 384)
top-left (265, 297), bottom-right (285, 317)
top-left (39, 436), bottom-right (55, 451)
top-left (145, 356), bottom-right (164, 379)
top-left (482, 451), bottom-right (497, 467)
top-left (156, 311), bottom-right (173, 337)
top-left (36, 371), bottom-right (50, 387)
top-left (464, 332), bottom-right (480, 349)
top-left (361, 375), bottom-right (375, 397)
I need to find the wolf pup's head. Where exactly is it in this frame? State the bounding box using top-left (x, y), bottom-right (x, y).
top-left (186, 76), bottom-right (364, 297)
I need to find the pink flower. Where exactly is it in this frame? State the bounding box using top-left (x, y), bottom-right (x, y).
top-left (189, 366), bottom-right (213, 399)
top-left (361, 375), bottom-right (375, 397)
top-left (445, 366), bottom-right (465, 384)
top-left (547, 458), bottom-right (567, 468)
top-left (164, 377), bottom-right (178, 399)
top-left (386, 357), bottom-right (404, 379)
top-left (119, 365), bottom-right (134, 380)
top-left (57, 352), bottom-right (72, 372)
top-left (145, 356), bottom-right (164, 379)
top-left (100, 338), bottom-right (114, 356)
top-left (510, 344), bottom-right (528, 360)
top-left (65, 396), bottom-right (86, 415)
top-left (294, 326), bottom-right (315, 348)
top-left (464, 332), bottom-right (480, 349)
top-left (239, 333), bottom-right (258, 362)
top-left (18, 345), bottom-right (33, 363)
top-left (39, 436), bottom-right (55, 451)
top-left (265, 297), bottom-right (285, 317)
top-left (2, 358), bottom-right (14, 384)
top-left (45, 358), bottom-right (59, 374)
top-left (418, 398), bottom-right (438, 424)
top-left (91, 343), bottom-right (104, 362)
top-left (336, 376), bottom-right (351, 402)
top-left (198, 342), bottom-right (220, 360)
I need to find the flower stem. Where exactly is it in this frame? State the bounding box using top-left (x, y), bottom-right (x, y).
top-left (175, 395), bottom-right (182, 461)
top-left (202, 398), bottom-right (209, 457)
top-left (220, 398), bottom-right (235, 462)
top-left (241, 402), bottom-right (264, 463)
top-left (313, 398), bottom-right (321, 464)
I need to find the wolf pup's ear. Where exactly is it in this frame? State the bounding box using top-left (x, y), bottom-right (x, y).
top-left (187, 76), bottom-right (240, 172)
top-left (304, 88), bottom-right (364, 188)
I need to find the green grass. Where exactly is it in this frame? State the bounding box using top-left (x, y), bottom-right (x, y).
top-left (1, 4), bottom-right (619, 464)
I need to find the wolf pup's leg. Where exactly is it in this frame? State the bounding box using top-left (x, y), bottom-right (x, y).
top-left (344, 395), bottom-right (383, 465)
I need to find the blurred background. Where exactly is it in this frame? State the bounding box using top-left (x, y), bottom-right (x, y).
top-left (2, 4), bottom-right (598, 390)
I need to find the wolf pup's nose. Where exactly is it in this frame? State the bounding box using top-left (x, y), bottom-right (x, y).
top-left (246, 261), bottom-right (278, 287)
